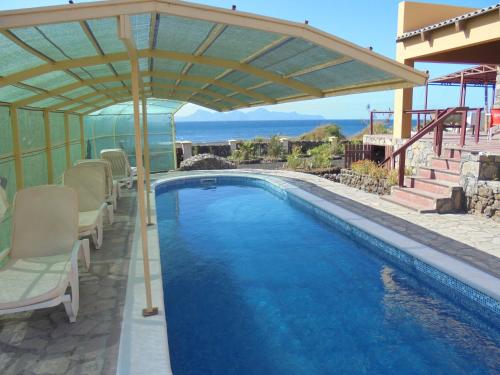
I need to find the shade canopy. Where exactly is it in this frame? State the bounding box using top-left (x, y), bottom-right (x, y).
top-left (429, 65), bottom-right (498, 87)
top-left (0, 0), bottom-right (427, 115)
top-left (88, 98), bottom-right (184, 115)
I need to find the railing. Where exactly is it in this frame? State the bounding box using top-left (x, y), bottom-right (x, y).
top-left (344, 143), bottom-right (374, 168)
top-left (369, 107), bottom-right (484, 145)
top-left (381, 107), bottom-right (468, 187)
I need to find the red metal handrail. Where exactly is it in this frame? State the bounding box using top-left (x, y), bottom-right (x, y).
top-left (369, 107), bottom-right (483, 142)
top-left (381, 107), bottom-right (467, 187)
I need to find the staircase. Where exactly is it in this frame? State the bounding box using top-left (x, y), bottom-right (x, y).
top-left (382, 148), bottom-right (463, 213)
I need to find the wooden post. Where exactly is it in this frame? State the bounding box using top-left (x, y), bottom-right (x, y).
top-left (43, 110), bottom-right (54, 184)
top-left (64, 112), bottom-right (71, 167)
top-left (398, 151), bottom-right (405, 187)
top-left (142, 97), bottom-right (152, 225)
top-left (475, 108), bottom-right (481, 144)
top-left (369, 111), bottom-right (373, 135)
top-left (79, 114), bottom-right (85, 159)
top-left (10, 106), bottom-right (23, 190)
top-left (171, 115), bottom-right (177, 169)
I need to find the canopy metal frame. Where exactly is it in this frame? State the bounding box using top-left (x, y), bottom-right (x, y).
top-left (0, 0), bottom-right (429, 317)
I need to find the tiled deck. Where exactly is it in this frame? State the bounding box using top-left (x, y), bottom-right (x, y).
top-left (0, 191), bottom-right (137, 375)
top-left (1, 169), bottom-right (499, 375)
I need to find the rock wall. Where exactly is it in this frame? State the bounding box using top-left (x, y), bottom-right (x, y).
top-left (466, 182), bottom-right (500, 222)
top-left (179, 154), bottom-right (236, 171)
top-left (460, 152), bottom-right (500, 222)
top-left (338, 169), bottom-right (391, 195)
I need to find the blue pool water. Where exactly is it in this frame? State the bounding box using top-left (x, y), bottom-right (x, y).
top-left (156, 182), bottom-right (500, 374)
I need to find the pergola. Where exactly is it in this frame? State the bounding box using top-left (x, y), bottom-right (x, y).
top-left (0, 0), bottom-right (427, 316)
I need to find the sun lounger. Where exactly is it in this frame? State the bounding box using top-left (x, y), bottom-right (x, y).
top-left (77, 159), bottom-right (118, 218)
top-left (0, 185), bottom-right (89, 323)
top-left (63, 164), bottom-right (108, 249)
top-left (100, 149), bottom-right (136, 190)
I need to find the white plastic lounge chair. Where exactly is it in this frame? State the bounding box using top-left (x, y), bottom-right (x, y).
top-left (100, 149), bottom-right (136, 190)
top-left (64, 164), bottom-right (108, 250)
top-left (0, 185), bottom-right (89, 323)
top-left (77, 159), bottom-right (118, 216)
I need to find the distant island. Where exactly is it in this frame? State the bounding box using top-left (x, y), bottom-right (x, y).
top-left (176, 108), bottom-right (325, 122)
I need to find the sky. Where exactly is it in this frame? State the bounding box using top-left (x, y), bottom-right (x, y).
top-left (1, 0), bottom-right (495, 119)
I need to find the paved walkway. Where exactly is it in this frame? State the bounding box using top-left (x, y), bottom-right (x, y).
top-left (0, 191), bottom-right (136, 375)
top-left (237, 169), bottom-right (500, 273)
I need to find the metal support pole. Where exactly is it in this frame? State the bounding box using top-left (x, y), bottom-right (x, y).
top-left (475, 108), bottom-right (481, 144)
top-left (10, 106), bottom-right (23, 190)
top-left (79, 114), bottom-right (85, 159)
top-left (43, 110), bottom-right (54, 184)
top-left (459, 110), bottom-right (467, 147)
top-left (459, 72), bottom-right (464, 106)
top-left (120, 14), bottom-right (158, 317)
top-left (142, 97), bottom-right (153, 225)
top-left (171, 115), bottom-right (177, 169)
top-left (369, 111), bottom-right (373, 135)
top-left (423, 82), bottom-right (428, 126)
top-left (64, 113), bottom-right (71, 167)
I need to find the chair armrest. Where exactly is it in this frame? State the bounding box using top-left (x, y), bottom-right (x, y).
top-left (70, 240), bottom-right (82, 260)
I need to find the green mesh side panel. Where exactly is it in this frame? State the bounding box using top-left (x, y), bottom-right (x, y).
top-left (70, 142), bottom-right (82, 164)
top-left (22, 152), bottom-right (48, 188)
top-left (204, 25), bottom-right (281, 62)
top-left (51, 146), bottom-right (67, 184)
top-left (295, 60), bottom-right (396, 90)
top-left (84, 100), bottom-right (177, 171)
top-left (68, 115), bottom-right (80, 141)
top-left (0, 86), bottom-right (38, 102)
top-left (37, 22), bottom-right (97, 59)
top-left (49, 112), bottom-right (65, 147)
top-left (0, 106), bottom-right (13, 158)
top-left (18, 109), bottom-right (45, 152)
top-left (0, 33), bottom-right (44, 76)
top-left (87, 18), bottom-right (126, 54)
top-left (157, 15), bottom-right (214, 54)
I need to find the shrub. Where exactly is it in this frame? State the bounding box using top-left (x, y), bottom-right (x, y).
top-left (351, 159), bottom-right (410, 187)
top-left (299, 124), bottom-right (344, 141)
top-left (267, 135), bottom-right (284, 159)
top-left (308, 143), bottom-right (332, 169)
top-left (286, 146), bottom-right (305, 169)
top-left (238, 141), bottom-right (255, 160)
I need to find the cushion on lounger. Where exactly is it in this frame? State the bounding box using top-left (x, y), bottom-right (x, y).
top-left (0, 254), bottom-right (71, 309)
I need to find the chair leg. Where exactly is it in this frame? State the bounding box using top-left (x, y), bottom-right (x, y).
top-left (92, 214), bottom-right (103, 250)
top-left (107, 204), bottom-right (114, 225)
top-left (80, 239), bottom-right (90, 270)
top-left (63, 260), bottom-right (80, 323)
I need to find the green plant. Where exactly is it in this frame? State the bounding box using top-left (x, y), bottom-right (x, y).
top-left (308, 143), bottom-right (332, 169)
top-left (286, 146), bottom-right (305, 169)
top-left (351, 159), bottom-right (389, 178)
top-left (299, 124), bottom-right (344, 141)
top-left (267, 135), bottom-right (284, 159)
top-left (229, 149), bottom-right (244, 162)
top-left (238, 141), bottom-right (255, 160)
top-left (387, 169), bottom-right (399, 186)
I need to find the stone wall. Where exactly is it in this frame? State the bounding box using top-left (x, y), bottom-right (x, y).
top-left (460, 152), bottom-right (500, 222)
top-left (338, 169), bottom-right (391, 195)
top-left (466, 182), bottom-right (500, 222)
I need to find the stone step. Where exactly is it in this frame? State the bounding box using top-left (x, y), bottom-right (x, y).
top-left (404, 176), bottom-right (458, 195)
top-left (381, 194), bottom-right (437, 213)
top-left (443, 148), bottom-right (462, 160)
top-left (431, 157), bottom-right (461, 172)
top-left (418, 167), bottom-right (460, 183)
top-left (391, 186), bottom-right (449, 209)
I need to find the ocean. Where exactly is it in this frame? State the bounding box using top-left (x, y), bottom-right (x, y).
top-left (174, 119), bottom-right (370, 143)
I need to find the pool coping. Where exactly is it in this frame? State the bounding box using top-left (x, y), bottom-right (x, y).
top-left (118, 170), bottom-right (500, 374)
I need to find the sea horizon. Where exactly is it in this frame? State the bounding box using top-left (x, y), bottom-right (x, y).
top-left (173, 119), bottom-right (380, 143)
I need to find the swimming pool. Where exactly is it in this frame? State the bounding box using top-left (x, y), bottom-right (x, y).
top-left (155, 175), bottom-right (500, 374)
